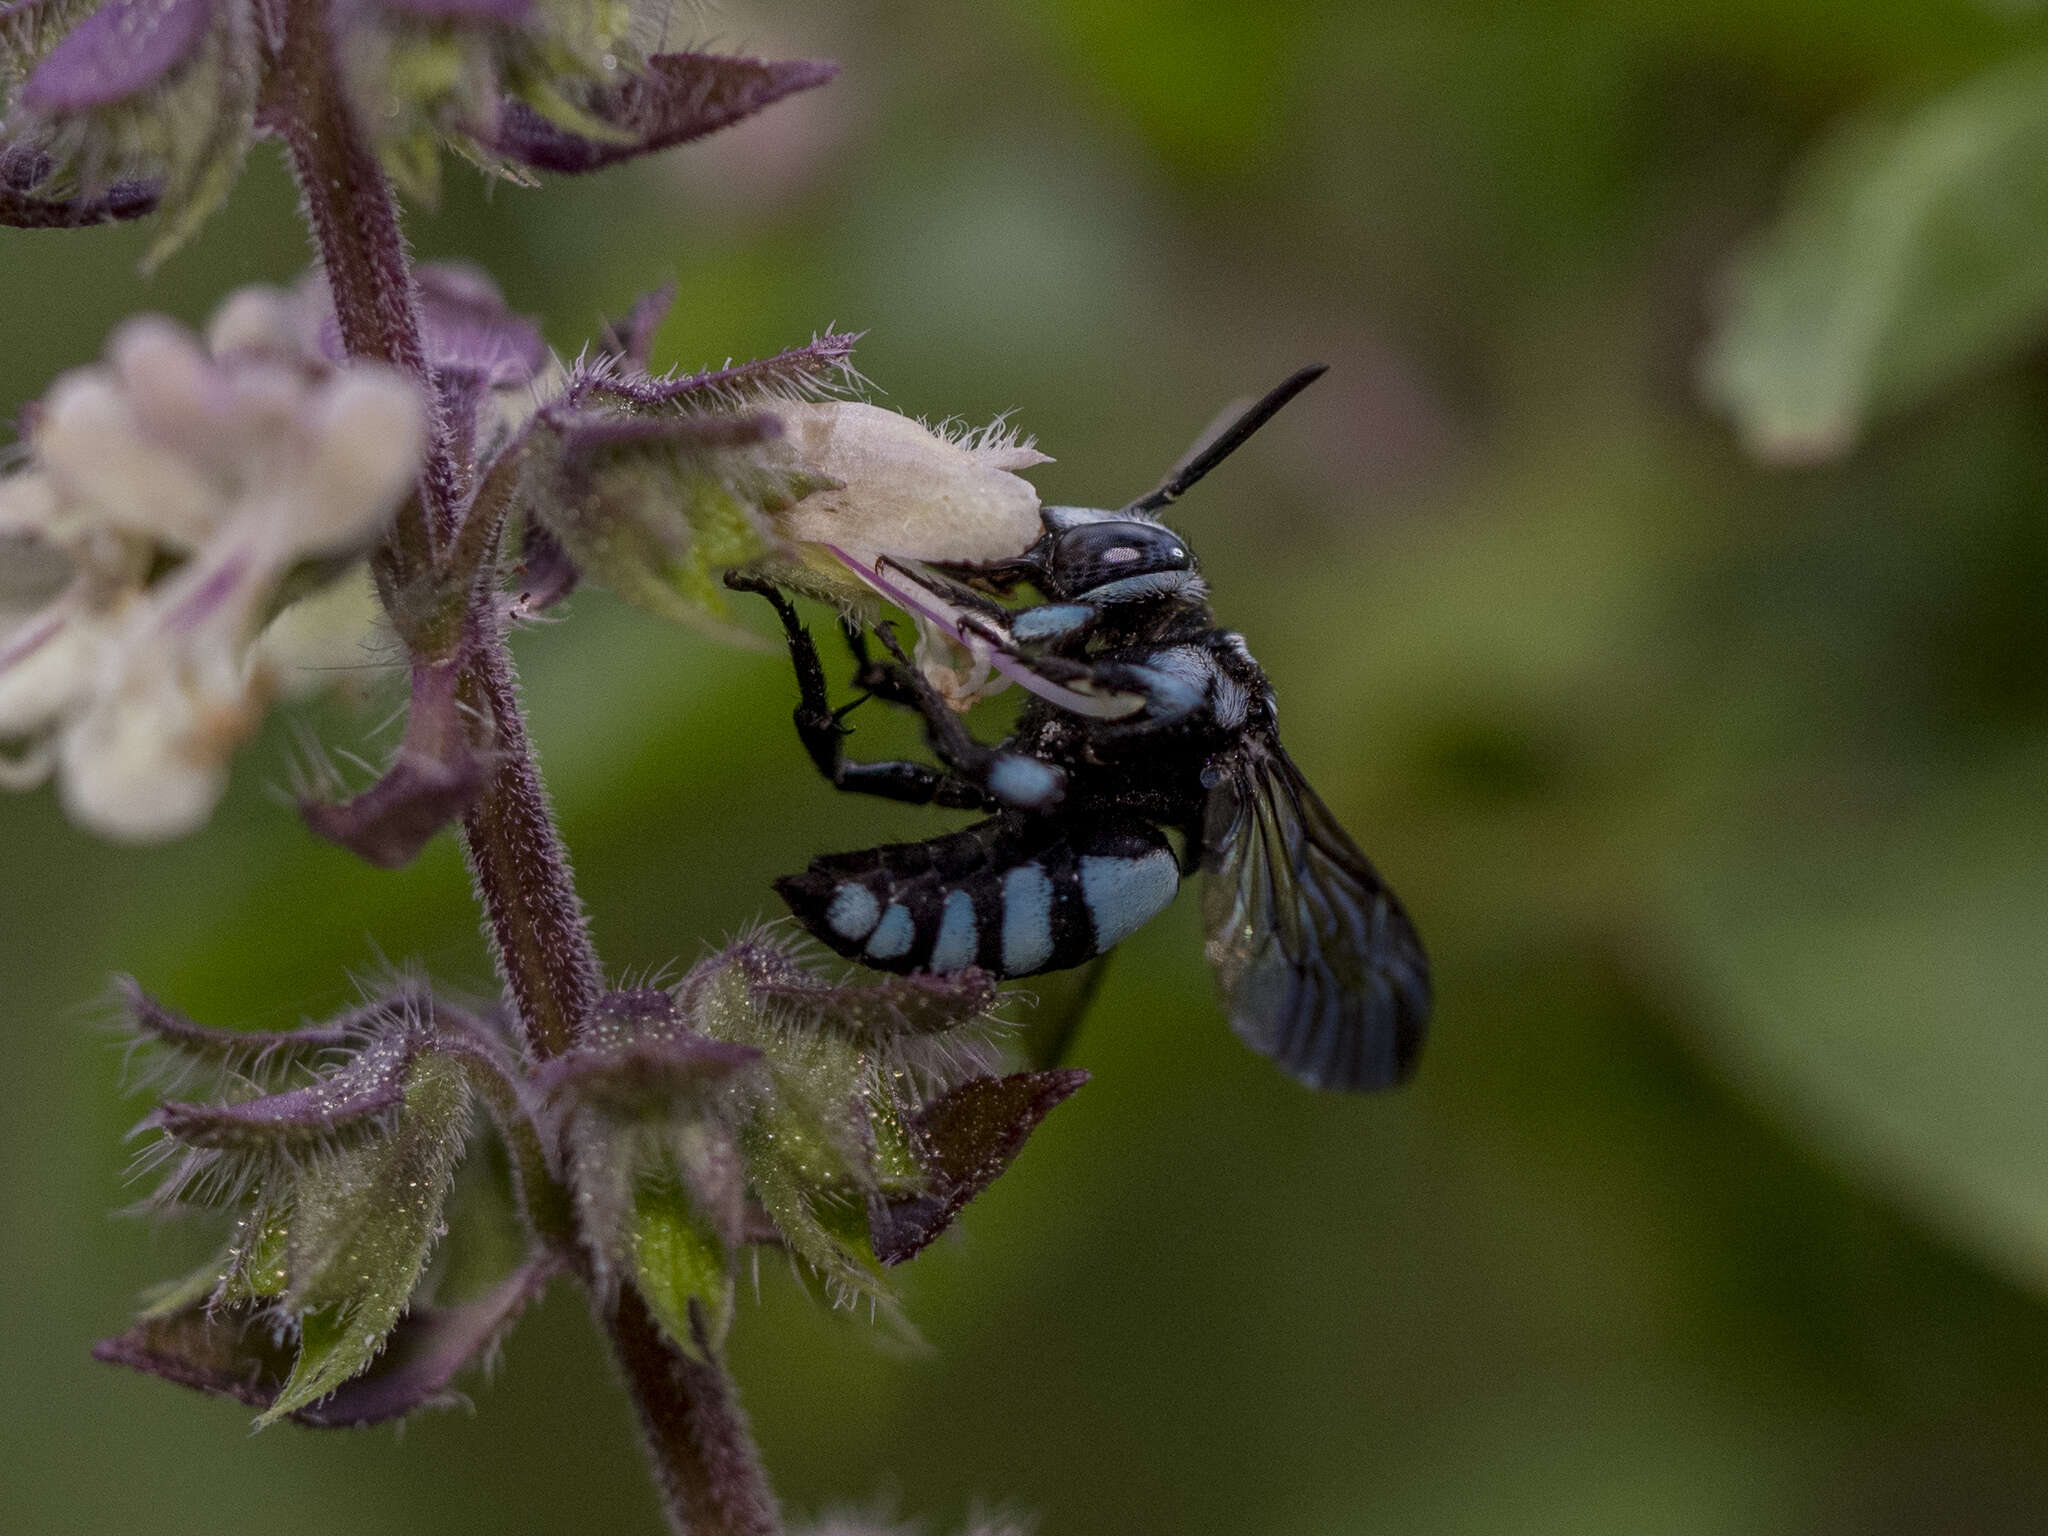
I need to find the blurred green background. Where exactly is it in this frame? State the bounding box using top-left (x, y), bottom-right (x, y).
top-left (11, 1), bottom-right (2048, 1532)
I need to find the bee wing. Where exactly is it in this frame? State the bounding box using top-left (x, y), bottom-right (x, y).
top-left (1198, 740), bottom-right (1431, 1090)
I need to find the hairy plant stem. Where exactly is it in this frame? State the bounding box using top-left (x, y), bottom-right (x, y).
top-left (611, 1290), bottom-right (783, 1536)
top-left (271, 6), bottom-right (780, 1529)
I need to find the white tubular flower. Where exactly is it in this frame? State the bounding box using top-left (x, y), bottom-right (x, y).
top-left (0, 292), bottom-right (425, 843)
top-left (770, 403), bottom-right (1051, 712)
top-left (774, 402), bottom-right (1050, 565)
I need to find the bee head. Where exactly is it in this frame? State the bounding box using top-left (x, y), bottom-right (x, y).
top-left (1030, 508), bottom-right (1203, 604)
top-left (931, 367), bottom-right (1327, 606)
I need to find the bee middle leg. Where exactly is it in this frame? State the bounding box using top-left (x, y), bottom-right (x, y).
top-left (866, 623), bottom-right (1070, 813)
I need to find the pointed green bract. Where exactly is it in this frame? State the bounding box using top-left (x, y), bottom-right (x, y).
top-left (215, 1200), bottom-right (293, 1306)
top-left (745, 1136), bottom-right (892, 1307)
top-left (629, 1173), bottom-right (734, 1361)
top-left (137, 15), bottom-right (257, 270)
top-left (863, 1095), bottom-right (925, 1198)
top-left (355, 1), bottom-right (652, 196)
top-left (528, 418), bottom-right (832, 636)
top-left (264, 1304), bottom-right (369, 1427)
top-left (262, 1050), bottom-right (471, 1424)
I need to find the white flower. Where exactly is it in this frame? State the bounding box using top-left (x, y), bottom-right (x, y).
top-left (768, 403), bottom-right (1052, 711)
top-left (773, 402), bottom-right (1049, 565)
top-left (0, 293), bottom-right (425, 842)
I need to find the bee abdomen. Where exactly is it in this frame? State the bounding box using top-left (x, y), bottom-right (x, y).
top-left (776, 816), bottom-right (1181, 979)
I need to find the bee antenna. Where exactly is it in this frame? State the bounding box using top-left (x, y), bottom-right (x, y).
top-left (1121, 364), bottom-right (1328, 516)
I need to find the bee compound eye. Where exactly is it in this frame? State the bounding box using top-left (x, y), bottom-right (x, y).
top-left (1051, 520), bottom-right (1196, 595)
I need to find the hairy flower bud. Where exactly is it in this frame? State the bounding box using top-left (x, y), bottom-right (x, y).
top-left (773, 403), bottom-right (1049, 567)
top-left (527, 327), bottom-right (1060, 666)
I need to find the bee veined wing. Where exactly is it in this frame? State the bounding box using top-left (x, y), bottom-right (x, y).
top-left (1199, 741), bottom-right (1431, 1090)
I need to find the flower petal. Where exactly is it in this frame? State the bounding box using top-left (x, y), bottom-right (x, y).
top-left (298, 369), bottom-right (426, 553)
top-left (203, 285), bottom-right (308, 359)
top-left (18, 0), bottom-right (214, 114)
top-left (251, 565), bottom-right (381, 703)
top-left (34, 370), bottom-right (222, 547)
top-left (57, 678), bottom-right (232, 841)
top-left (0, 603), bottom-right (101, 738)
top-left (109, 316), bottom-right (239, 464)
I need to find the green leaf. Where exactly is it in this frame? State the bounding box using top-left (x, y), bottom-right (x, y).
top-left (863, 1094), bottom-right (924, 1197)
top-left (216, 1200), bottom-right (293, 1305)
top-left (266, 1305), bottom-right (370, 1427)
top-left (429, 1142), bottom-right (532, 1307)
top-left (1703, 53), bottom-right (2048, 462)
top-left (1667, 747), bottom-right (2048, 1293)
top-left (628, 1174), bottom-right (734, 1360)
top-left (263, 1050), bottom-right (470, 1424)
top-left (739, 1091), bottom-right (896, 1311)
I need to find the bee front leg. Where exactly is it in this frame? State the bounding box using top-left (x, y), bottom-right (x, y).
top-left (724, 574), bottom-right (992, 810)
top-left (839, 619), bottom-right (923, 709)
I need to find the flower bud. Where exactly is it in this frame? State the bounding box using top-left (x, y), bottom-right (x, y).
top-left (774, 402), bottom-right (1049, 566)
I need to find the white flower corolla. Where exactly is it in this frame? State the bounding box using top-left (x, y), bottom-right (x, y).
top-left (0, 294), bottom-right (425, 842)
top-left (768, 403), bottom-right (1052, 712)
top-left (205, 286), bottom-right (313, 360)
top-left (250, 565), bottom-right (387, 704)
top-left (774, 402), bottom-right (1050, 565)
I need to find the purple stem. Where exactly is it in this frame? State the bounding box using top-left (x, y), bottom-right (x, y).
top-left (272, 0), bottom-right (459, 568)
top-left (607, 1287), bottom-right (782, 1536)
top-left (268, 6), bottom-right (780, 1528)
top-left (454, 601), bottom-right (600, 1063)
top-left (273, 0), bottom-right (596, 1062)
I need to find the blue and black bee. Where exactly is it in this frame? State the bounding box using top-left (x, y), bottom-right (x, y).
top-left (731, 368), bottom-right (1430, 1090)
